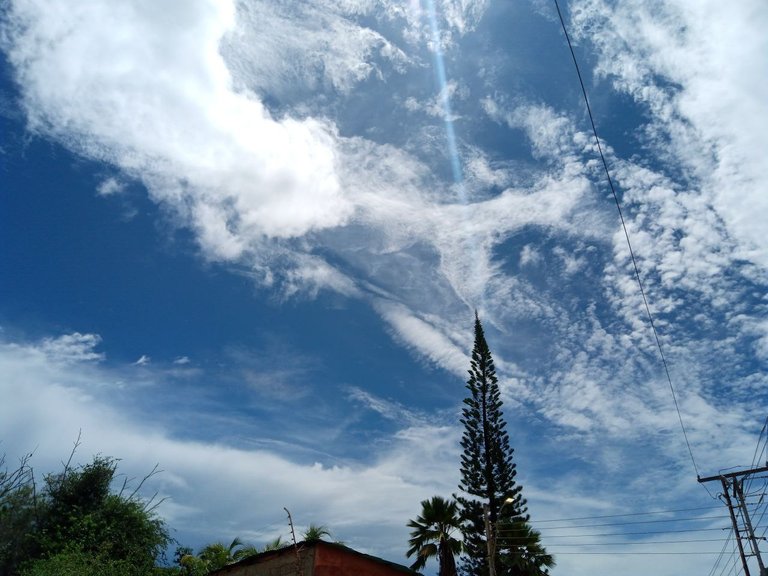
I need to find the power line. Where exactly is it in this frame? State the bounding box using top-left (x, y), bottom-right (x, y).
top-left (720, 553), bottom-right (739, 576)
top-left (751, 418), bottom-right (768, 469)
top-left (716, 538), bottom-right (740, 576)
top-left (547, 551), bottom-right (730, 555)
top-left (498, 526), bottom-right (729, 540)
top-left (745, 417), bottom-right (768, 497)
top-left (552, 0), bottom-right (705, 490)
top-left (542, 538), bottom-right (730, 546)
top-left (499, 515), bottom-right (728, 532)
top-left (707, 529), bottom-right (734, 576)
top-left (534, 505), bottom-right (724, 523)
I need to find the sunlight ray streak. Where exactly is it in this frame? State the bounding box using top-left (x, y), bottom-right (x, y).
top-left (424, 0), bottom-right (485, 308)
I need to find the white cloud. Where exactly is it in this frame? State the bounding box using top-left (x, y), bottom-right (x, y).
top-left (2, 0), bottom-right (615, 365)
top-left (463, 148), bottom-right (512, 191)
top-left (0, 333), bottom-right (457, 557)
top-left (96, 176), bottom-right (125, 196)
top-left (394, 0), bottom-right (490, 48)
top-left (2, 2), bottom-right (767, 574)
top-left (225, 1), bottom-right (410, 96)
top-left (38, 332), bottom-right (104, 363)
top-left (519, 245), bottom-right (540, 267)
top-left (3, 0), bottom-right (351, 250)
top-left (373, 299), bottom-right (469, 376)
top-left (405, 79), bottom-right (468, 120)
top-left (570, 0), bottom-right (768, 270)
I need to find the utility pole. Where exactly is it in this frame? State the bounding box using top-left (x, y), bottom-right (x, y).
top-left (735, 479), bottom-right (767, 576)
top-left (484, 504), bottom-right (496, 576)
top-left (284, 507), bottom-right (302, 576)
top-left (699, 466), bottom-right (768, 576)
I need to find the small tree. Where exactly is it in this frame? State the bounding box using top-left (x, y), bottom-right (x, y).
top-left (32, 456), bottom-right (171, 573)
top-left (0, 453), bottom-right (37, 574)
top-left (177, 536), bottom-right (263, 575)
top-left (495, 520), bottom-right (553, 576)
top-left (406, 496), bottom-right (462, 576)
top-left (261, 535), bottom-right (286, 551)
top-left (302, 524), bottom-right (332, 542)
top-left (0, 448), bottom-right (171, 576)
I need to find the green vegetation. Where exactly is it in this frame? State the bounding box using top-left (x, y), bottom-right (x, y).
top-left (0, 445), bottom-right (326, 576)
top-left (176, 537), bottom-right (261, 575)
top-left (456, 314), bottom-right (553, 576)
top-left (406, 496), bottom-right (462, 576)
top-left (0, 450), bottom-right (171, 576)
top-left (302, 523), bottom-right (332, 542)
top-left (408, 314), bottom-right (553, 576)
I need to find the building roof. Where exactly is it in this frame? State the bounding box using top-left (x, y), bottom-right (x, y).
top-left (210, 539), bottom-right (421, 576)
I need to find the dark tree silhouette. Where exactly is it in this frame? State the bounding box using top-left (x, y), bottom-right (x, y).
top-left (456, 314), bottom-right (552, 576)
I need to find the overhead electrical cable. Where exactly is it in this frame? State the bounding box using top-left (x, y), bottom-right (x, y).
top-left (718, 553), bottom-right (739, 576)
top-left (545, 551), bottom-right (731, 555)
top-left (498, 515), bottom-right (727, 532)
top-left (497, 526), bottom-right (729, 539)
top-left (534, 504), bottom-right (724, 522)
top-left (706, 529), bottom-right (733, 576)
top-left (552, 0), bottom-right (706, 489)
top-left (750, 417), bottom-right (768, 468)
top-left (710, 543), bottom-right (734, 576)
top-left (536, 538), bottom-right (730, 546)
top-left (745, 417), bottom-right (768, 496)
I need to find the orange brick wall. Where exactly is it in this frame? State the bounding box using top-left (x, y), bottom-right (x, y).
top-left (313, 545), bottom-right (409, 576)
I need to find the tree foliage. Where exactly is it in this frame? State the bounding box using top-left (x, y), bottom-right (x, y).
top-left (302, 523), bottom-right (332, 542)
top-left (0, 452), bottom-right (37, 575)
top-left (455, 314), bottom-right (553, 576)
top-left (19, 550), bottom-right (137, 576)
top-left (176, 536), bottom-right (273, 575)
top-left (406, 496), bottom-right (462, 576)
top-left (0, 448), bottom-right (171, 576)
top-left (495, 520), bottom-right (553, 576)
top-left (261, 535), bottom-right (286, 552)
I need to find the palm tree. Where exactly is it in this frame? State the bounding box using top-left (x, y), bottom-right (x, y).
top-left (233, 542), bottom-right (260, 562)
top-left (303, 523), bottom-right (332, 542)
top-left (261, 535), bottom-right (287, 552)
top-left (497, 520), bottom-right (554, 576)
top-left (179, 537), bottom-right (258, 574)
top-left (199, 537), bottom-right (245, 569)
top-left (406, 496), bottom-right (463, 576)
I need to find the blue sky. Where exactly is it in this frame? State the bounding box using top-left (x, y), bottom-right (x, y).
top-left (1, 1), bottom-right (767, 574)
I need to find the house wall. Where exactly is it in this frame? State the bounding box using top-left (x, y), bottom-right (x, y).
top-left (211, 542), bottom-right (415, 576)
top-left (313, 545), bottom-right (411, 576)
top-left (213, 548), bottom-right (314, 576)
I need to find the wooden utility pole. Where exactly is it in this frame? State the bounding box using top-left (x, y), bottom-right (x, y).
top-left (284, 507), bottom-right (302, 576)
top-left (699, 466), bottom-right (768, 576)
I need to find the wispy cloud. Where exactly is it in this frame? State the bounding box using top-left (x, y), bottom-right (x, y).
top-left (0, 333), bottom-right (457, 552)
top-left (38, 332), bottom-right (104, 363)
top-left (2, 1), bottom-right (767, 573)
top-left (570, 0), bottom-right (768, 270)
top-left (96, 176), bottom-right (126, 197)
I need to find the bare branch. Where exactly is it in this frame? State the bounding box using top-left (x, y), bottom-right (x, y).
top-left (129, 463), bottom-right (162, 501)
top-left (0, 451), bottom-right (34, 500)
top-left (143, 493), bottom-right (169, 514)
top-left (59, 430), bottom-right (83, 488)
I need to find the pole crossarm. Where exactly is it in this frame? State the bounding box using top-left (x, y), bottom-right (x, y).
top-left (698, 465), bottom-right (768, 576)
top-left (698, 465), bottom-right (768, 483)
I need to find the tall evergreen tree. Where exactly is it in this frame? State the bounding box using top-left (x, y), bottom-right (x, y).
top-left (456, 314), bottom-right (552, 576)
